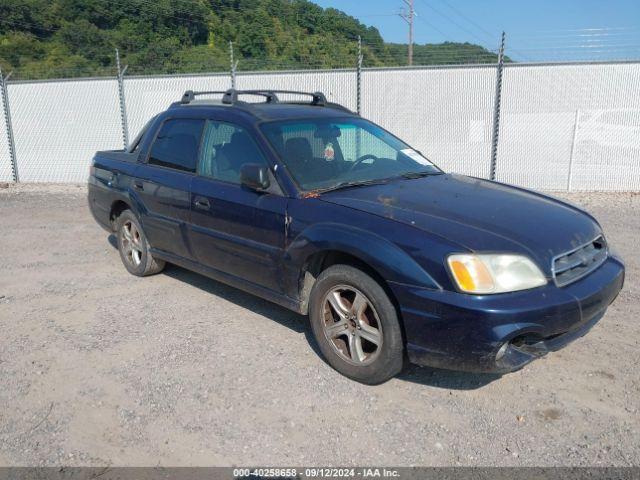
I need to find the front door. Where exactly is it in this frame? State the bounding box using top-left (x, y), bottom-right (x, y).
top-left (189, 120), bottom-right (287, 293)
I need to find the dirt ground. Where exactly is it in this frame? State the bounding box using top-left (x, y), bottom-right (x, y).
top-left (0, 183), bottom-right (638, 467)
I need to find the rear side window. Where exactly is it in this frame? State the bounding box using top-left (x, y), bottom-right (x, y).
top-left (198, 120), bottom-right (269, 184)
top-left (148, 118), bottom-right (204, 172)
top-left (129, 115), bottom-right (158, 153)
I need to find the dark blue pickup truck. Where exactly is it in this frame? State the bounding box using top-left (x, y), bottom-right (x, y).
top-left (89, 89), bottom-right (624, 384)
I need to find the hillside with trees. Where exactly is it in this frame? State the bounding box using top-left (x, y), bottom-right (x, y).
top-left (0, 0), bottom-right (503, 80)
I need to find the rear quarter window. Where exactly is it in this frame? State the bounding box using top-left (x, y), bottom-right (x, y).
top-left (148, 118), bottom-right (205, 172)
top-left (128, 115), bottom-right (158, 153)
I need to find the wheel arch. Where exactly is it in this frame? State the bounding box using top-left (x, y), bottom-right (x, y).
top-left (298, 249), bottom-right (409, 351)
top-left (109, 199), bottom-right (131, 230)
top-left (298, 249), bottom-right (398, 310)
top-left (287, 223), bottom-right (439, 303)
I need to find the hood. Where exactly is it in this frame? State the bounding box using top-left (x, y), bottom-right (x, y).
top-left (319, 174), bottom-right (601, 274)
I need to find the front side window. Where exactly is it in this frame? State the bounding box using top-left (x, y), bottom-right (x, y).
top-left (260, 117), bottom-right (441, 191)
top-left (148, 118), bottom-right (204, 172)
top-left (198, 120), bottom-right (269, 184)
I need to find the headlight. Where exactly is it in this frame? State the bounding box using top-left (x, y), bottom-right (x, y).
top-left (447, 254), bottom-right (547, 294)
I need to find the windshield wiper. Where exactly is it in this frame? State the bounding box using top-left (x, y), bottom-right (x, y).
top-left (399, 171), bottom-right (442, 179)
top-left (316, 178), bottom-right (392, 194)
top-left (304, 172), bottom-right (442, 197)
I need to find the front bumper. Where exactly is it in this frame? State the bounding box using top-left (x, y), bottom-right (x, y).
top-left (390, 255), bottom-right (625, 374)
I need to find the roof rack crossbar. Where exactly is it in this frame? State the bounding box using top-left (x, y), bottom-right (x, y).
top-left (180, 89), bottom-right (329, 107)
top-left (252, 90), bottom-right (327, 106)
top-left (180, 90), bottom-right (229, 104)
top-left (222, 89), bottom-right (280, 105)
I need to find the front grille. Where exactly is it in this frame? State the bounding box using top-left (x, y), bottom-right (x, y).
top-left (553, 236), bottom-right (608, 287)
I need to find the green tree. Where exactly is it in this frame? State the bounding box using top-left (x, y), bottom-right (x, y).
top-left (0, 0), bottom-right (504, 80)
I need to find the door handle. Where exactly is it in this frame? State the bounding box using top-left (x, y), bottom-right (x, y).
top-left (194, 197), bottom-right (210, 210)
top-left (133, 180), bottom-right (144, 191)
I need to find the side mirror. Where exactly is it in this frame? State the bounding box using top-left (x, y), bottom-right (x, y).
top-left (240, 163), bottom-right (271, 191)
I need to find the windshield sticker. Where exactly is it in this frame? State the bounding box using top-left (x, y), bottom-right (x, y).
top-left (324, 142), bottom-right (335, 161)
top-left (401, 148), bottom-right (433, 166)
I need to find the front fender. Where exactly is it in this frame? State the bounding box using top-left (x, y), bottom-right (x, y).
top-left (285, 222), bottom-right (441, 293)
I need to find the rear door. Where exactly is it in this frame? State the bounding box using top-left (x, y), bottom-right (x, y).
top-left (189, 119), bottom-right (288, 293)
top-left (134, 117), bottom-right (204, 259)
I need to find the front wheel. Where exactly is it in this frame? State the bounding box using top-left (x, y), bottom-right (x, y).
top-left (116, 209), bottom-right (165, 277)
top-left (308, 265), bottom-right (404, 384)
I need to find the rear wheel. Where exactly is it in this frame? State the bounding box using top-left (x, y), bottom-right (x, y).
top-left (116, 209), bottom-right (165, 277)
top-left (309, 265), bottom-right (404, 384)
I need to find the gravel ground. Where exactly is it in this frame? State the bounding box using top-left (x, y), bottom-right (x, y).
top-left (0, 183), bottom-right (638, 467)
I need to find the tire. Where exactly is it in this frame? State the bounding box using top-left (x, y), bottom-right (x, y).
top-left (115, 209), bottom-right (165, 277)
top-left (308, 264), bottom-right (404, 384)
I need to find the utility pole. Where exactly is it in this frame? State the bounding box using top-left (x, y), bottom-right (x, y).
top-left (399, 0), bottom-right (415, 66)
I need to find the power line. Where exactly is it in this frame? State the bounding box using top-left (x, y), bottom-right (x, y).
top-left (437, 0), bottom-right (498, 42)
top-left (413, 0), bottom-right (539, 62)
top-left (425, 1), bottom-right (535, 62)
top-left (527, 26), bottom-right (640, 33)
top-left (358, 13), bottom-right (402, 18)
top-left (413, 14), bottom-right (454, 43)
top-left (416, 0), bottom-right (494, 49)
top-left (0, 15), bottom-right (498, 55)
top-left (0, 0), bottom-right (211, 37)
top-left (509, 31), bottom-right (640, 40)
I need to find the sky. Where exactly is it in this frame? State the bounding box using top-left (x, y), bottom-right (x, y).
top-left (313, 0), bottom-right (640, 62)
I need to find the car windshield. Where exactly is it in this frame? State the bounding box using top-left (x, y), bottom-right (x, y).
top-left (260, 117), bottom-right (442, 192)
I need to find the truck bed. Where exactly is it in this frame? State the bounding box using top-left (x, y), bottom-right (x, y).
top-left (96, 149), bottom-right (139, 163)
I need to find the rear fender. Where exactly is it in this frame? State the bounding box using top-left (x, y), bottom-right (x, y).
top-left (106, 176), bottom-right (149, 227)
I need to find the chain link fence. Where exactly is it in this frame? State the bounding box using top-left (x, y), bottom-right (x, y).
top-left (125, 73), bottom-right (231, 144)
top-left (1, 61), bottom-right (639, 189)
top-left (496, 62), bottom-right (640, 191)
top-left (0, 80), bottom-right (13, 182)
top-left (6, 78), bottom-right (122, 182)
top-left (362, 65), bottom-right (496, 179)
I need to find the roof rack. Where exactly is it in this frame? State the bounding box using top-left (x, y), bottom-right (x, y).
top-left (180, 90), bottom-right (226, 104)
top-left (222, 89), bottom-right (280, 104)
top-left (180, 88), bottom-right (328, 107)
top-left (255, 90), bottom-right (328, 106)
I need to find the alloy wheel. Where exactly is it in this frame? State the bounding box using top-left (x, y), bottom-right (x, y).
top-left (121, 220), bottom-right (143, 267)
top-left (321, 285), bottom-right (383, 365)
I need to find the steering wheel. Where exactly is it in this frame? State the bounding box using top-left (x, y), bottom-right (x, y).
top-left (349, 154), bottom-right (379, 172)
